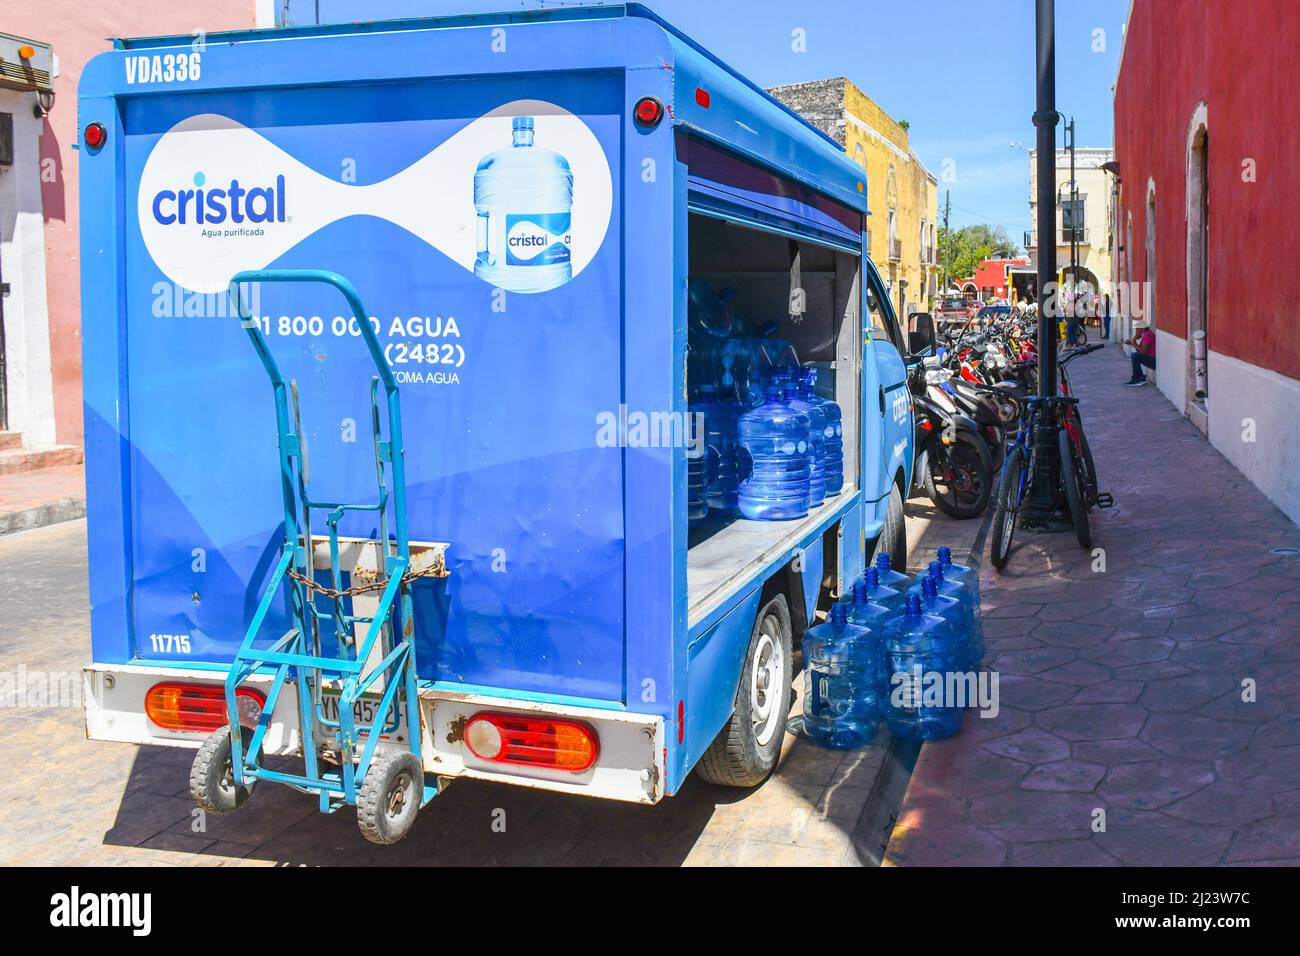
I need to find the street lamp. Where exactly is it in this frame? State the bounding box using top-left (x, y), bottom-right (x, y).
top-left (33, 88), bottom-right (54, 119)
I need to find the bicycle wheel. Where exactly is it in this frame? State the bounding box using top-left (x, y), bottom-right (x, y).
top-left (1058, 428), bottom-right (1090, 548)
top-left (989, 444), bottom-right (1025, 571)
top-left (1071, 409), bottom-right (1099, 504)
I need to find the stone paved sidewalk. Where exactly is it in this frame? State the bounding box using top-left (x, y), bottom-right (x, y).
top-left (885, 345), bottom-right (1300, 866)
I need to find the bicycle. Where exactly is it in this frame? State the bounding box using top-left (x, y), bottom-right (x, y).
top-left (988, 346), bottom-right (1111, 568)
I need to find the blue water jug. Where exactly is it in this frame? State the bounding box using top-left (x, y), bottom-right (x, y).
top-left (845, 581), bottom-right (894, 638)
top-left (882, 594), bottom-right (964, 742)
top-left (737, 387), bottom-right (811, 520)
top-left (873, 553), bottom-right (911, 594)
top-left (803, 602), bottom-right (879, 749)
top-left (686, 388), bottom-right (710, 524)
top-left (911, 560), bottom-right (983, 670)
top-left (782, 383), bottom-right (826, 508)
top-left (850, 566), bottom-right (906, 616)
top-left (916, 574), bottom-right (966, 661)
top-left (801, 369), bottom-right (844, 495)
top-left (937, 546), bottom-right (984, 667)
top-left (474, 116), bottom-right (573, 293)
top-left (696, 385), bottom-right (741, 515)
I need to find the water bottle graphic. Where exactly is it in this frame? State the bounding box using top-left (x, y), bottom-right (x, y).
top-left (474, 116), bottom-right (573, 293)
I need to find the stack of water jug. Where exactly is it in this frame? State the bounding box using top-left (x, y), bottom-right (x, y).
top-left (803, 548), bottom-right (986, 747)
top-left (687, 281), bottom-right (844, 524)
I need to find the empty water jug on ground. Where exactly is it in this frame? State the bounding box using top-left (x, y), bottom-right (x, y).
top-left (872, 553), bottom-right (912, 594)
top-left (916, 574), bottom-right (965, 663)
top-left (851, 566), bottom-right (906, 616)
top-left (737, 387), bottom-right (811, 520)
top-left (937, 546), bottom-right (984, 667)
top-left (910, 559), bottom-right (982, 670)
top-left (803, 602), bottom-right (880, 749)
top-left (882, 594), bottom-right (964, 742)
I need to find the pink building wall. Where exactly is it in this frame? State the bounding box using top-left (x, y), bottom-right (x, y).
top-left (8, 1), bottom-right (258, 446)
top-left (1114, 0), bottom-right (1300, 382)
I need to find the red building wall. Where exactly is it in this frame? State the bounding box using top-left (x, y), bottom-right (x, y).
top-left (1114, 0), bottom-right (1300, 382)
top-left (7, 0), bottom-right (258, 446)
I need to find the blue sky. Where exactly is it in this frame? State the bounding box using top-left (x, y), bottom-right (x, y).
top-left (291, 0), bottom-right (1131, 250)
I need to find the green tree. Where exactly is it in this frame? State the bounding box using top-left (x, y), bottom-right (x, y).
top-left (939, 223), bottom-right (1020, 287)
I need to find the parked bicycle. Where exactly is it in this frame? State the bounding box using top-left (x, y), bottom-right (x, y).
top-left (988, 344), bottom-right (1112, 568)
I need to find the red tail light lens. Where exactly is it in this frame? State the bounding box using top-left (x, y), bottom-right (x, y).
top-left (464, 712), bottom-right (599, 772)
top-left (633, 96), bottom-right (664, 128)
top-left (83, 121), bottom-right (107, 150)
top-left (145, 683), bottom-right (264, 732)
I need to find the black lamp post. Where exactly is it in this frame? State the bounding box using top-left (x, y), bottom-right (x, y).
top-left (1022, 0), bottom-right (1064, 528)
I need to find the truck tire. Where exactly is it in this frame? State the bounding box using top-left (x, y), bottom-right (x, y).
top-left (696, 593), bottom-right (792, 788)
top-left (357, 750), bottom-right (424, 845)
top-left (190, 726), bottom-right (256, 814)
top-left (872, 480), bottom-right (907, 572)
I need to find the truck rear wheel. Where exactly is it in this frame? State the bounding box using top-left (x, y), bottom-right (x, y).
top-left (696, 594), bottom-right (792, 788)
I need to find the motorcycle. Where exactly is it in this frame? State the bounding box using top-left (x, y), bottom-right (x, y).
top-left (909, 356), bottom-right (994, 519)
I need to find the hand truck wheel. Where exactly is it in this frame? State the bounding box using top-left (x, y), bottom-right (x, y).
top-left (190, 726), bottom-right (257, 814)
top-left (357, 751), bottom-right (424, 845)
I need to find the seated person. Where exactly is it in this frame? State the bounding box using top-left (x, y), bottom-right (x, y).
top-left (1125, 320), bottom-right (1156, 386)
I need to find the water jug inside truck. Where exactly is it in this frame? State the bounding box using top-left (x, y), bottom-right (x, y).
top-left (686, 213), bottom-right (862, 625)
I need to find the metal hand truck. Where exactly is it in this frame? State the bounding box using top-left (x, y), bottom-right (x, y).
top-left (189, 269), bottom-right (447, 845)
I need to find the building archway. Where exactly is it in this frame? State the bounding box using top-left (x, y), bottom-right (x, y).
top-left (1185, 103), bottom-right (1209, 433)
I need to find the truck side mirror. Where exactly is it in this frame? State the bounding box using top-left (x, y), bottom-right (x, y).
top-left (907, 311), bottom-right (935, 356)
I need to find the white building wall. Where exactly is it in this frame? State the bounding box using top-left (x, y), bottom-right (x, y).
top-left (0, 90), bottom-right (56, 446)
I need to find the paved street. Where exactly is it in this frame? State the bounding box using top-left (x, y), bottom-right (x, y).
top-left (887, 344), bottom-right (1300, 866)
top-left (4, 346), bottom-right (1296, 866)
top-left (0, 522), bottom-right (911, 867)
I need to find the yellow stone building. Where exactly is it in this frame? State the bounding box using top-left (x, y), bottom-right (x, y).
top-left (769, 77), bottom-right (940, 317)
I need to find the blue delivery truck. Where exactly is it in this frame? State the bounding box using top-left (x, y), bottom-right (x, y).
top-left (78, 4), bottom-right (913, 843)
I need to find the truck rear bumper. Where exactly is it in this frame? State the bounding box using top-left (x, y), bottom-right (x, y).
top-left (83, 663), bottom-right (665, 805)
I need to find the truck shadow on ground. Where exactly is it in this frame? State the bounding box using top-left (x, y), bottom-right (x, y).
top-left (104, 712), bottom-right (907, 866)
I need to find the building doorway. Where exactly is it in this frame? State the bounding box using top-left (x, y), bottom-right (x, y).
top-left (1186, 113), bottom-right (1209, 434)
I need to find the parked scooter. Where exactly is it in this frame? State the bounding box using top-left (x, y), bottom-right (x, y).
top-left (909, 357), bottom-right (994, 519)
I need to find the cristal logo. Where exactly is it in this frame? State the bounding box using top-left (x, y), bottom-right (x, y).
top-left (151, 171), bottom-right (287, 225)
top-left (136, 103), bottom-right (612, 294)
top-left (506, 220), bottom-right (567, 261)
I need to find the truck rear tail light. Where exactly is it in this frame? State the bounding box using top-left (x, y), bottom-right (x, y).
top-left (463, 712), bottom-right (598, 772)
top-left (633, 95), bottom-right (664, 128)
top-left (144, 683), bottom-right (265, 732)
top-left (83, 121), bottom-right (107, 151)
